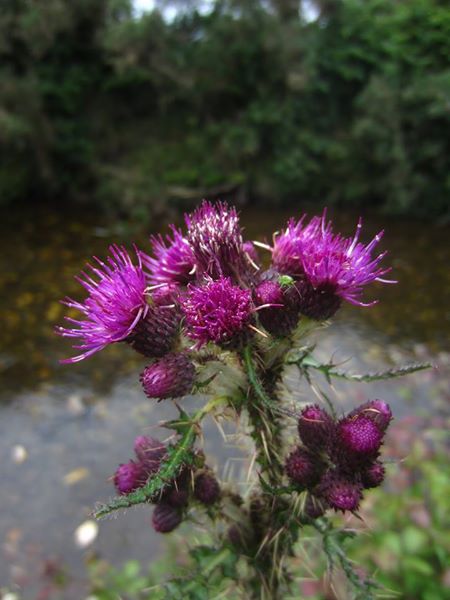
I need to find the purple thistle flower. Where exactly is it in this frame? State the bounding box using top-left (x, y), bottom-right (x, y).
top-left (140, 353), bottom-right (195, 400)
top-left (114, 460), bottom-right (147, 495)
top-left (299, 212), bottom-right (395, 308)
top-left (152, 503), bottom-right (183, 533)
top-left (56, 245), bottom-right (149, 363)
top-left (181, 277), bottom-right (253, 348)
top-left (285, 447), bottom-right (323, 487)
top-left (185, 200), bottom-right (251, 280)
top-left (141, 226), bottom-right (195, 286)
top-left (272, 216), bottom-right (325, 276)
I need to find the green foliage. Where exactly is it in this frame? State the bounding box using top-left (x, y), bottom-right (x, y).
top-left (348, 427), bottom-right (450, 600)
top-left (0, 0), bottom-right (449, 218)
top-left (88, 546), bottom-right (242, 600)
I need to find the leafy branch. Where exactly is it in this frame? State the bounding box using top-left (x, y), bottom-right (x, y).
top-left (313, 519), bottom-right (379, 600)
top-left (291, 352), bottom-right (432, 384)
top-left (94, 398), bottom-right (226, 520)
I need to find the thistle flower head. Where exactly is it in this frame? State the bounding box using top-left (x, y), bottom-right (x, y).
top-left (297, 404), bottom-right (335, 450)
top-left (140, 353), bottom-right (195, 400)
top-left (319, 474), bottom-right (363, 512)
top-left (361, 461), bottom-right (385, 489)
top-left (152, 503), bottom-right (182, 533)
top-left (163, 483), bottom-right (190, 508)
top-left (348, 400), bottom-right (392, 433)
top-left (114, 460), bottom-right (147, 495)
top-left (253, 278), bottom-right (300, 336)
top-left (272, 216), bottom-right (325, 276)
top-left (125, 294), bottom-right (181, 358)
top-left (56, 245), bottom-right (148, 363)
top-left (181, 277), bottom-right (253, 347)
top-left (338, 415), bottom-right (383, 457)
top-left (141, 226), bottom-right (195, 286)
top-left (185, 200), bottom-right (249, 280)
top-left (193, 472), bottom-right (221, 505)
top-left (299, 213), bottom-right (395, 308)
top-left (302, 494), bottom-right (327, 520)
top-left (133, 436), bottom-right (167, 472)
top-left (285, 447), bottom-right (323, 487)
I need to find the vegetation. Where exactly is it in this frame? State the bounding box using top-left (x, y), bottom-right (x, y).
top-left (86, 418), bottom-right (450, 599)
top-left (1, 0), bottom-right (449, 219)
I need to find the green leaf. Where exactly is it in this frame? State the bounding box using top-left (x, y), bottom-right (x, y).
top-left (294, 351), bottom-right (432, 383)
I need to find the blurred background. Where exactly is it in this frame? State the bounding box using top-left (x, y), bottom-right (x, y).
top-left (0, 0), bottom-right (449, 598)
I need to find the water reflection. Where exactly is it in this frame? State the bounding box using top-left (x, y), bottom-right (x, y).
top-left (0, 206), bottom-right (448, 597)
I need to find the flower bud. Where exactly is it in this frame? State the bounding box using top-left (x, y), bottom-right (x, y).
top-left (297, 404), bottom-right (335, 451)
top-left (114, 461), bottom-right (147, 495)
top-left (134, 436), bottom-right (166, 472)
top-left (337, 415), bottom-right (383, 457)
top-left (152, 503), bottom-right (182, 533)
top-left (285, 447), bottom-right (323, 487)
top-left (302, 494), bottom-right (327, 520)
top-left (163, 486), bottom-right (190, 508)
top-left (140, 353), bottom-right (195, 400)
top-left (126, 303), bottom-right (180, 358)
top-left (253, 280), bottom-right (300, 337)
top-left (193, 472), bottom-right (221, 505)
top-left (348, 400), bottom-right (392, 433)
top-left (295, 279), bottom-right (341, 321)
top-left (318, 473), bottom-right (362, 512)
top-left (361, 461), bottom-right (385, 489)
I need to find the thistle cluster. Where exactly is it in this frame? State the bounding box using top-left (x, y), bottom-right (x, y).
top-left (56, 200), bottom-right (392, 371)
top-left (114, 435), bottom-right (220, 533)
top-left (285, 400), bottom-right (392, 514)
top-left (56, 200), bottom-right (405, 596)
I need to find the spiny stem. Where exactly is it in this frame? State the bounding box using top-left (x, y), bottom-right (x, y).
top-left (94, 399), bottom-right (227, 520)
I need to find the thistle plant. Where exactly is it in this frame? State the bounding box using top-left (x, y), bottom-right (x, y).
top-left (56, 201), bottom-right (430, 599)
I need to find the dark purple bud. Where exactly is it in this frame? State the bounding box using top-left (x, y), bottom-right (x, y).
top-left (228, 525), bottom-right (246, 548)
top-left (193, 472), bottom-right (221, 505)
top-left (303, 494), bottom-right (327, 520)
top-left (140, 353), bottom-right (195, 400)
top-left (285, 447), bottom-right (323, 487)
top-left (253, 280), bottom-right (300, 337)
top-left (163, 485), bottom-right (190, 508)
top-left (348, 400), bottom-right (393, 433)
top-left (338, 415), bottom-right (383, 457)
top-left (297, 404), bottom-right (335, 450)
top-left (114, 461), bottom-right (147, 495)
top-left (134, 436), bottom-right (166, 473)
top-left (126, 301), bottom-right (180, 358)
top-left (319, 473), bottom-right (363, 512)
top-left (152, 503), bottom-right (183, 533)
top-left (361, 461), bottom-right (385, 489)
top-left (295, 279), bottom-right (341, 321)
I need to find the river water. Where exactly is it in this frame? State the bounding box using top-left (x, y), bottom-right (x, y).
top-left (0, 206), bottom-right (448, 598)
